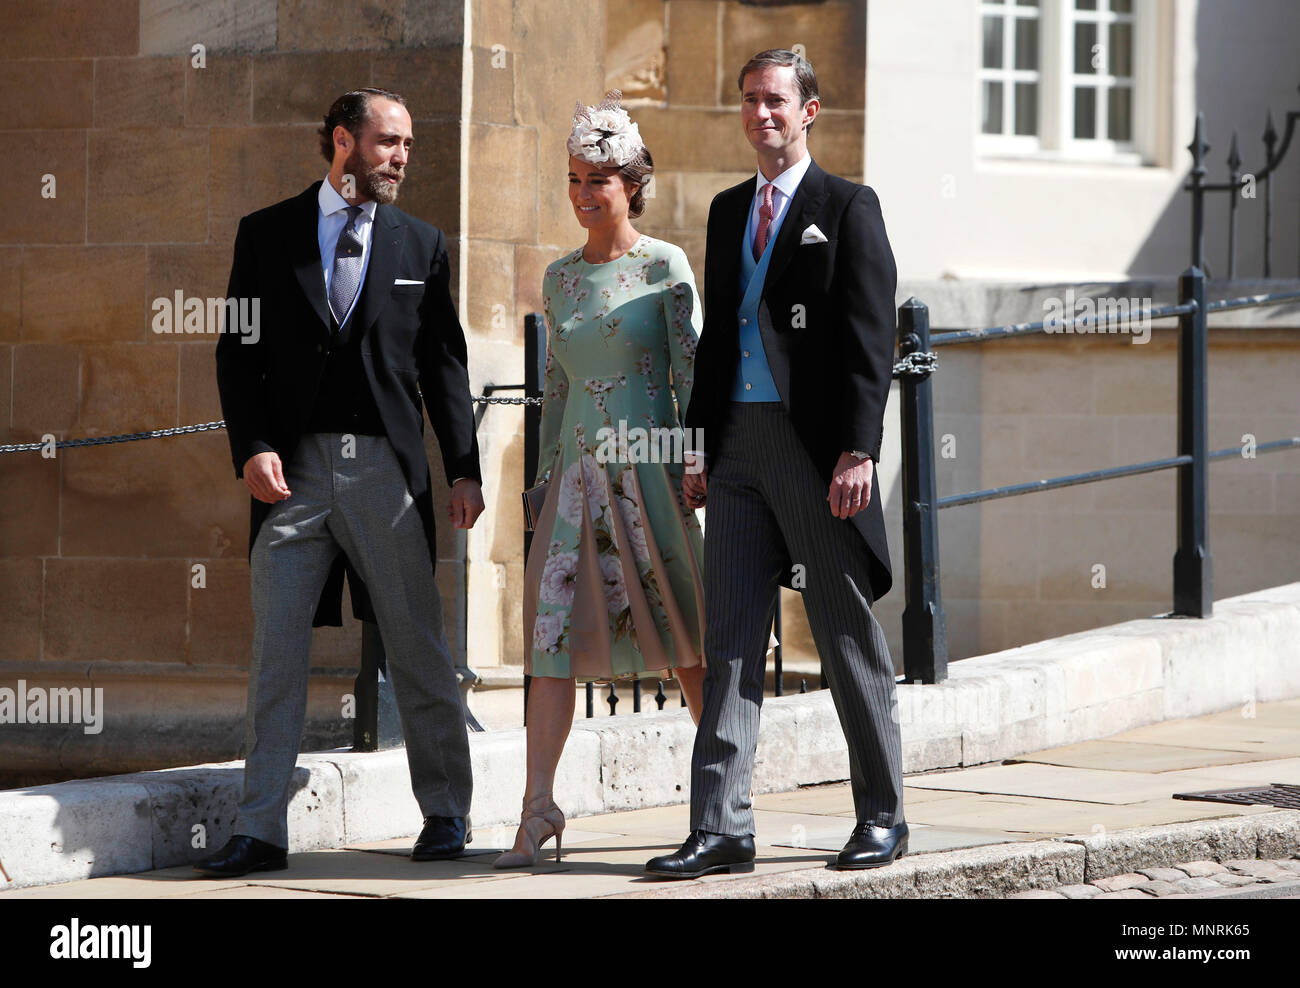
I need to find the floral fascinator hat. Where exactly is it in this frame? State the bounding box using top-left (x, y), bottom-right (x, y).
top-left (567, 89), bottom-right (653, 186)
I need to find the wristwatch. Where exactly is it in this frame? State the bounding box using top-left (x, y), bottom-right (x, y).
top-left (850, 450), bottom-right (869, 460)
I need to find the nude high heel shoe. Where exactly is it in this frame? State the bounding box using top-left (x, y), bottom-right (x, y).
top-left (493, 792), bottom-right (566, 869)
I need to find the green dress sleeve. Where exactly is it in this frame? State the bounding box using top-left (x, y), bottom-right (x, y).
top-left (660, 246), bottom-right (702, 428)
top-left (537, 269), bottom-right (570, 486)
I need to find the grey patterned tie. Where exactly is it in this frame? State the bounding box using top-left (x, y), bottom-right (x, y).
top-left (328, 205), bottom-right (365, 328)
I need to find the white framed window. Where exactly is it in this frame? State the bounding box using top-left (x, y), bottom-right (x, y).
top-left (977, 0), bottom-right (1158, 163)
top-left (979, 0), bottom-right (1043, 153)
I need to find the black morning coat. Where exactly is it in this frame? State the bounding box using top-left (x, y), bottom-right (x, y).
top-left (215, 181), bottom-right (482, 626)
top-left (683, 159), bottom-right (899, 601)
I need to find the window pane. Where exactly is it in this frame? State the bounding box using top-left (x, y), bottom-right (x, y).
top-left (1074, 86), bottom-right (1097, 138)
top-left (1111, 0), bottom-right (1133, 12)
top-left (983, 15), bottom-right (1004, 69)
top-left (983, 81), bottom-right (1005, 134)
top-left (1075, 0), bottom-right (1098, 9)
top-left (1014, 16), bottom-right (1039, 70)
top-left (1075, 21), bottom-right (1099, 74)
top-left (1109, 21), bottom-right (1132, 76)
top-left (1014, 82), bottom-right (1038, 135)
top-left (1108, 86), bottom-right (1132, 141)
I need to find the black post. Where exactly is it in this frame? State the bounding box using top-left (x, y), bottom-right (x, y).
top-left (1226, 133), bottom-right (1241, 280)
top-left (352, 621), bottom-right (403, 751)
top-left (1173, 267), bottom-right (1213, 617)
top-left (898, 298), bottom-right (948, 684)
top-left (522, 312), bottom-right (546, 726)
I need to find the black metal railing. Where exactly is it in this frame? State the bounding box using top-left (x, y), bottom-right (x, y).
top-left (897, 273), bottom-right (1300, 685)
top-left (1184, 84), bottom-right (1300, 278)
top-left (898, 94), bottom-right (1300, 685)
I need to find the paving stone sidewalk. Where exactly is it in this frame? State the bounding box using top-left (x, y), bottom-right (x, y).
top-left (1007, 857), bottom-right (1300, 899)
top-left (2, 699), bottom-right (1297, 899)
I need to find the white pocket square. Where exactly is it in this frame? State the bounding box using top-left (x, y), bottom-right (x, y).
top-left (393, 278), bottom-right (423, 286)
top-left (800, 224), bottom-right (828, 244)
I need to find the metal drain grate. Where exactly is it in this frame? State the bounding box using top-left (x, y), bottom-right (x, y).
top-left (1173, 783), bottom-right (1300, 810)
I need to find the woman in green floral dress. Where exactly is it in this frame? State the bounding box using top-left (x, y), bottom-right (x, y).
top-left (496, 92), bottom-right (707, 868)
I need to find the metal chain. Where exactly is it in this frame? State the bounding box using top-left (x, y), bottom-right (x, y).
top-left (892, 351), bottom-right (938, 378)
top-left (0, 420), bottom-right (228, 454)
top-left (473, 395), bottom-right (542, 405)
top-left (0, 396), bottom-right (542, 454)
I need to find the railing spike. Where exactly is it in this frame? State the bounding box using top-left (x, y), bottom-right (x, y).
top-left (1263, 109), bottom-right (1278, 150)
top-left (1188, 111), bottom-right (1209, 176)
top-left (1226, 131), bottom-right (1241, 173)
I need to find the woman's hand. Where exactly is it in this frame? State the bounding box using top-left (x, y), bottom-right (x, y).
top-left (683, 451), bottom-right (707, 508)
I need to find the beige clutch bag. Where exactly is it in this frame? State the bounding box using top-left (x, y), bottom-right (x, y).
top-left (522, 481), bottom-right (549, 532)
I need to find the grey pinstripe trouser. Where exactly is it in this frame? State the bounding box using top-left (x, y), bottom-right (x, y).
top-left (235, 433), bottom-right (471, 848)
top-left (689, 402), bottom-right (904, 836)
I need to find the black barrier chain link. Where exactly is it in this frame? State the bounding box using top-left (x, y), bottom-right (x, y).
top-left (892, 351), bottom-right (938, 378)
top-left (0, 395), bottom-right (544, 454)
top-left (0, 420), bottom-right (228, 454)
top-left (474, 395), bottom-right (542, 405)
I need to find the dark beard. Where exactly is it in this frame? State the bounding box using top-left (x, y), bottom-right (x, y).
top-left (343, 148), bottom-right (403, 204)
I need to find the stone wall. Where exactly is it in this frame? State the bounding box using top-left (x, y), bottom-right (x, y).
top-left (0, 0), bottom-right (523, 781)
top-left (460, 0), bottom-right (605, 670)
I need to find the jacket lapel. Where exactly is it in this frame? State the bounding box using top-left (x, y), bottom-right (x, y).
top-left (354, 204), bottom-right (405, 337)
top-left (762, 159), bottom-right (829, 292)
top-left (290, 181), bottom-right (333, 332)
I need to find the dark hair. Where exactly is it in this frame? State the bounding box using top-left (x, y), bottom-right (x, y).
top-left (318, 88), bottom-right (407, 164)
top-left (620, 144), bottom-right (654, 219)
top-left (736, 49), bottom-right (820, 134)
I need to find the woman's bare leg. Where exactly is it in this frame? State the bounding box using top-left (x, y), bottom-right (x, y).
top-left (523, 675), bottom-right (575, 798)
top-left (503, 675), bottom-right (575, 857)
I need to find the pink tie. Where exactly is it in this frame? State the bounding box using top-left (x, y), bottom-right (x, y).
top-left (752, 182), bottom-right (775, 261)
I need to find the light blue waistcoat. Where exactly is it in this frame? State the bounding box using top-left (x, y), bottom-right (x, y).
top-left (730, 195), bottom-right (784, 402)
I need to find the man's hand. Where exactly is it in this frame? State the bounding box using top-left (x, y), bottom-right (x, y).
top-left (828, 452), bottom-right (873, 519)
top-left (683, 452), bottom-right (707, 509)
top-left (449, 478), bottom-right (485, 529)
top-left (243, 451), bottom-right (291, 503)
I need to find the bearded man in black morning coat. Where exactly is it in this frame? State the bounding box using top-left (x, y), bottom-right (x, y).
top-left (197, 88), bottom-right (484, 877)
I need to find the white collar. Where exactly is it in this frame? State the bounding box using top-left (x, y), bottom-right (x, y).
top-left (318, 176), bottom-right (379, 221)
top-left (753, 153), bottom-right (814, 201)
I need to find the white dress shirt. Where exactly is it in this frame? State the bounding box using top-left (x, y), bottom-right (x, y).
top-left (317, 177), bottom-right (378, 327)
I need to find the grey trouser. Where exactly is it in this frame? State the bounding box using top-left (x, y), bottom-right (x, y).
top-left (235, 432), bottom-right (471, 847)
top-left (690, 402), bottom-right (904, 836)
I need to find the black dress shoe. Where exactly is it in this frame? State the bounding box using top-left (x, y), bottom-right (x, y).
top-left (411, 815), bottom-right (471, 861)
top-left (835, 822), bottom-right (908, 869)
top-left (645, 830), bottom-right (756, 879)
top-left (192, 835), bottom-right (288, 877)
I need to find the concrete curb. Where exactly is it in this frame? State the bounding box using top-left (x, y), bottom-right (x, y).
top-left (1, 582), bottom-right (1297, 891)
top-left (611, 810), bottom-right (1300, 899)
